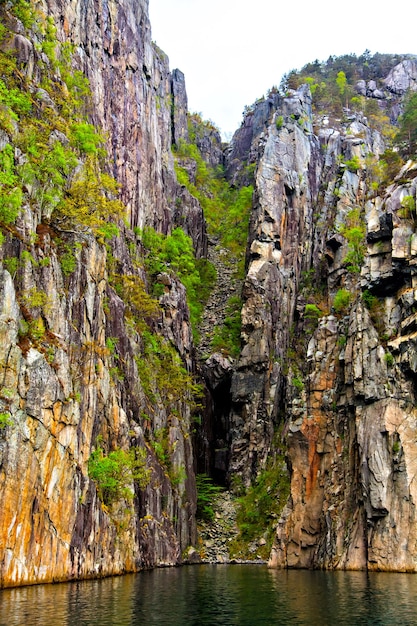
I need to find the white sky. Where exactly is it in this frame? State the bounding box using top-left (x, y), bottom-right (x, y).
top-left (149, 0), bottom-right (416, 140)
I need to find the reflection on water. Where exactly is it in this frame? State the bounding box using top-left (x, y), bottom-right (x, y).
top-left (1, 565), bottom-right (417, 625)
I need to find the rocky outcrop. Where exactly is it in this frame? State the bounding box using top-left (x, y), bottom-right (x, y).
top-left (0, 0), bottom-right (200, 587)
top-left (224, 71), bottom-right (417, 571)
top-left (2, 0), bottom-right (417, 586)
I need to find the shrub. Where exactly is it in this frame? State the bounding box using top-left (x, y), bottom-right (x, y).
top-left (361, 289), bottom-right (378, 310)
top-left (333, 288), bottom-right (351, 313)
top-left (275, 115), bottom-right (284, 130)
top-left (70, 122), bottom-right (105, 156)
top-left (398, 195), bottom-right (416, 224)
top-left (88, 444), bottom-right (150, 506)
top-left (60, 249), bottom-right (77, 276)
top-left (55, 159), bottom-right (125, 233)
top-left (138, 226), bottom-right (214, 339)
top-left (292, 376), bottom-right (304, 391)
top-left (0, 412), bottom-right (12, 429)
top-left (344, 155), bottom-right (361, 172)
top-left (196, 474), bottom-right (223, 521)
top-left (339, 208), bottom-right (366, 273)
top-left (230, 457), bottom-right (289, 559)
top-left (304, 303), bottom-right (322, 318)
top-left (384, 352), bottom-right (394, 367)
top-left (211, 295), bottom-right (242, 357)
top-left (0, 144), bottom-right (22, 224)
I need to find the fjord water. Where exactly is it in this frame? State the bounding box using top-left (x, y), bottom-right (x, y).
top-left (1, 565), bottom-right (417, 625)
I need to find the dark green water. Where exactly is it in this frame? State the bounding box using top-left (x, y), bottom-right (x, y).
top-left (1, 565), bottom-right (417, 625)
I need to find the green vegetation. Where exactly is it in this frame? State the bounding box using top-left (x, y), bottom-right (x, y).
top-left (384, 352), bottom-right (394, 367)
top-left (362, 289), bottom-right (378, 311)
top-left (0, 412), bottom-right (13, 429)
top-left (282, 52), bottom-right (411, 120)
top-left (344, 155), bottom-right (361, 173)
top-left (304, 303), bottom-right (323, 332)
top-left (392, 439), bottom-right (401, 455)
top-left (137, 226), bottom-right (216, 340)
top-left (333, 288), bottom-right (352, 314)
top-left (339, 208), bottom-right (366, 273)
top-left (395, 91), bottom-right (417, 159)
top-left (211, 295), bottom-right (242, 357)
top-left (230, 455), bottom-right (289, 560)
top-left (136, 329), bottom-right (202, 413)
top-left (174, 119), bottom-right (253, 276)
top-left (398, 195), bottom-right (416, 225)
top-left (88, 443), bottom-right (150, 507)
top-left (196, 474), bottom-right (223, 521)
top-left (0, 3), bottom-right (123, 240)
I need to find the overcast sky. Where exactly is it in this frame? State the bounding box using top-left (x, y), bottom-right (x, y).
top-left (149, 0), bottom-right (416, 140)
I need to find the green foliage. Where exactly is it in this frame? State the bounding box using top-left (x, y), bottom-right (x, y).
top-left (0, 411), bottom-right (13, 429)
top-left (27, 317), bottom-right (46, 341)
top-left (0, 78), bottom-right (32, 119)
top-left (136, 329), bottom-right (203, 412)
top-left (7, 0), bottom-right (35, 28)
top-left (339, 208), bottom-right (366, 273)
top-left (333, 288), bottom-right (352, 314)
top-left (150, 428), bottom-right (169, 466)
top-left (54, 159), bottom-right (125, 233)
top-left (398, 195), bottom-right (416, 225)
top-left (70, 122), bottom-right (105, 156)
top-left (138, 226), bottom-right (215, 339)
top-left (211, 295), bottom-right (242, 357)
top-left (196, 474), bottom-right (223, 521)
top-left (0, 144), bottom-right (22, 224)
top-left (105, 336), bottom-right (118, 356)
top-left (0, 6), bottom-right (123, 244)
top-left (60, 248), bottom-right (76, 276)
top-left (291, 376), bottom-right (304, 391)
top-left (304, 304), bottom-right (323, 322)
top-left (173, 122), bottom-right (253, 274)
top-left (395, 91), bottom-right (417, 158)
top-left (275, 115), bottom-right (283, 130)
top-left (88, 444), bottom-right (150, 506)
top-left (21, 287), bottom-right (49, 309)
top-left (230, 456), bottom-right (289, 559)
top-left (362, 289), bottom-right (379, 310)
top-left (344, 155), bottom-right (361, 173)
top-left (2, 256), bottom-right (18, 276)
top-left (336, 70), bottom-right (349, 106)
top-left (281, 52), bottom-right (410, 122)
top-left (384, 352), bottom-right (394, 367)
top-left (112, 274), bottom-right (161, 330)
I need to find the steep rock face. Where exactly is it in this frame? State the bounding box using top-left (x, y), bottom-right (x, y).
top-left (226, 74), bottom-right (417, 570)
top-left (38, 0), bottom-right (206, 254)
top-left (0, 0), bottom-right (201, 587)
top-left (228, 86), bottom-right (321, 483)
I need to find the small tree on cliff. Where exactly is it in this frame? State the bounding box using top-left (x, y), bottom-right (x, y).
top-left (396, 92), bottom-right (417, 159)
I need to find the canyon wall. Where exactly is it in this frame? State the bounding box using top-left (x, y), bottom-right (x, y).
top-left (2, 0), bottom-right (417, 588)
top-left (0, 0), bottom-right (202, 587)
top-left (225, 68), bottom-right (417, 571)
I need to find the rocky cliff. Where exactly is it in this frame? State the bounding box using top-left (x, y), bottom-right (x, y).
top-left (1, 0), bottom-right (417, 588)
top-left (0, 0), bottom-right (203, 587)
top-left (223, 61), bottom-right (417, 571)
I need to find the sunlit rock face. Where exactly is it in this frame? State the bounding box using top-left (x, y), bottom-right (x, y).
top-left (226, 76), bottom-right (417, 571)
top-left (0, 0), bottom-right (201, 588)
top-left (38, 0), bottom-right (206, 252)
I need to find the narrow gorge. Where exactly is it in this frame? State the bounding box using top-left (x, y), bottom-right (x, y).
top-left (1, 0), bottom-right (417, 588)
